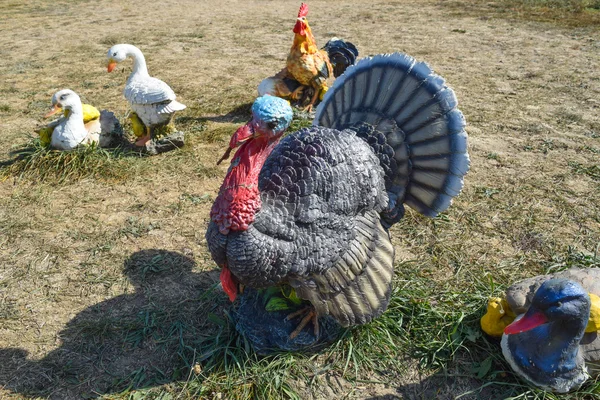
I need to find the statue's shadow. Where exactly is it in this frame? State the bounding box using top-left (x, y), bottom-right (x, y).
top-left (0, 249), bottom-right (225, 399)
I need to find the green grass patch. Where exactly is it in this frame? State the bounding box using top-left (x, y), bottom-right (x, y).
top-left (0, 138), bottom-right (142, 183)
top-left (288, 110), bottom-right (314, 133)
top-left (569, 161), bottom-right (600, 181)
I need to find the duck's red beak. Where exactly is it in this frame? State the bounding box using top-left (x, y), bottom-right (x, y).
top-left (504, 310), bottom-right (548, 335)
top-left (220, 266), bottom-right (238, 302)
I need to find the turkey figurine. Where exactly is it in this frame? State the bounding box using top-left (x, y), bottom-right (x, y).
top-left (106, 44), bottom-right (186, 149)
top-left (258, 3), bottom-right (358, 111)
top-left (481, 267), bottom-right (600, 392)
top-left (39, 89), bottom-right (121, 150)
top-left (207, 53), bottom-right (470, 352)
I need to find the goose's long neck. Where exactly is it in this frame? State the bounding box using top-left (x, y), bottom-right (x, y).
top-left (64, 102), bottom-right (85, 130)
top-left (125, 45), bottom-right (149, 77)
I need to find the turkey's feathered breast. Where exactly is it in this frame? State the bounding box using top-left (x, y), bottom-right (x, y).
top-left (206, 126), bottom-right (388, 289)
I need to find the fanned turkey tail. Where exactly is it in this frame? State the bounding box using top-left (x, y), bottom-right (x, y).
top-left (315, 52), bottom-right (470, 226)
top-left (323, 38), bottom-right (359, 78)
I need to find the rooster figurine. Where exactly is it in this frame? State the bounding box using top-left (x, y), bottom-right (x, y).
top-left (258, 3), bottom-right (358, 111)
top-left (207, 53), bottom-right (469, 353)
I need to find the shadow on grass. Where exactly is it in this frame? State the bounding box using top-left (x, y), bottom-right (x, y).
top-left (202, 102), bottom-right (254, 124)
top-left (0, 249), bottom-right (227, 399)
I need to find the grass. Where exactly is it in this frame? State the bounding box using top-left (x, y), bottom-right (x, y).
top-left (1, 0), bottom-right (600, 399)
top-left (442, 0), bottom-right (600, 27)
top-left (66, 247), bottom-right (599, 399)
top-left (0, 138), bottom-right (141, 183)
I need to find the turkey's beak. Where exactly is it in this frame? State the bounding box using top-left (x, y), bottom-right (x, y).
top-left (504, 310), bottom-right (548, 335)
top-left (44, 104), bottom-right (62, 118)
top-left (107, 60), bottom-right (117, 73)
top-left (220, 266), bottom-right (239, 302)
top-left (216, 122), bottom-right (255, 165)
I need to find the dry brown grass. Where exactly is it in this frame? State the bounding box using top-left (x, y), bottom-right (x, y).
top-left (1, 0), bottom-right (600, 399)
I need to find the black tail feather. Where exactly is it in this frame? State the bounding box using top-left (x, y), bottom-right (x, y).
top-left (323, 38), bottom-right (358, 78)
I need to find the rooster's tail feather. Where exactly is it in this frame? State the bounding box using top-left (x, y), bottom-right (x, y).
top-left (314, 53), bottom-right (469, 221)
top-left (323, 38), bottom-right (359, 78)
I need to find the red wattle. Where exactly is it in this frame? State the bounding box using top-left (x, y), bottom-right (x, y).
top-left (229, 124), bottom-right (254, 148)
top-left (293, 21), bottom-right (306, 36)
top-left (220, 266), bottom-right (238, 302)
top-left (504, 311), bottom-right (548, 335)
top-left (211, 124), bottom-right (280, 234)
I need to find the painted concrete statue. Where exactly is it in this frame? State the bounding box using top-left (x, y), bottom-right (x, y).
top-left (206, 52), bottom-right (469, 354)
top-left (106, 44), bottom-right (186, 155)
top-left (481, 267), bottom-right (600, 392)
top-left (38, 89), bottom-right (122, 150)
top-left (258, 3), bottom-right (358, 112)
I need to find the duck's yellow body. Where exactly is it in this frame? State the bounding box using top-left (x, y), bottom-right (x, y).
top-left (129, 112), bottom-right (146, 138)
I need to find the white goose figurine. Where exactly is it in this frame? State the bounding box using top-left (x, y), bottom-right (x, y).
top-left (106, 44), bottom-right (186, 146)
top-left (42, 89), bottom-right (120, 151)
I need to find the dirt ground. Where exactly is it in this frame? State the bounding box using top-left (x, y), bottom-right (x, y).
top-left (1, 0), bottom-right (599, 399)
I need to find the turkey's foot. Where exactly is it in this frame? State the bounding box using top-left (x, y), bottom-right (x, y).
top-left (286, 306), bottom-right (319, 339)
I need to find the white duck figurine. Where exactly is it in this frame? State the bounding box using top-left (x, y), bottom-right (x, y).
top-left (481, 267), bottom-right (600, 393)
top-left (41, 89), bottom-right (120, 150)
top-left (106, 44), bottom-right (186, 146)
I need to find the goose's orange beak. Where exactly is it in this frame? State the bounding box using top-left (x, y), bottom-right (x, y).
top-left (107, 60), bottom-right (117, 73)
top-left (44, 104), bottom-right (61, 118)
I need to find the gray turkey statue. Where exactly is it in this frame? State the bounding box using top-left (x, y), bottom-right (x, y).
top-left (206, 53), bottom-right (470, 354)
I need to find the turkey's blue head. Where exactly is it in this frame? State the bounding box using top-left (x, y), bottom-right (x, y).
top-left (217, 95), bottom-right (293, 165)
top-left (250, 95), bottom-right (293, 138)
top-left (501, 278), bottom-right (591, 393)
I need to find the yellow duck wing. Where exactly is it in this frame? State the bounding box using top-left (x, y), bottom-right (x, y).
top-left (481, 297), bottom-right (516, 337)
top-left (37, 117), bottom-right (63, 146)
top-left (81, 104), bottom-right (101, 124)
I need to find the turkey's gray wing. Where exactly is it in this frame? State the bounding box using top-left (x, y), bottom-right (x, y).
top-left (225, 126), bottom-right (394, 326)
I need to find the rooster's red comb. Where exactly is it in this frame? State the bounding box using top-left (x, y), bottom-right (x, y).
top-left (298, 3), bottom-right (308, 18)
